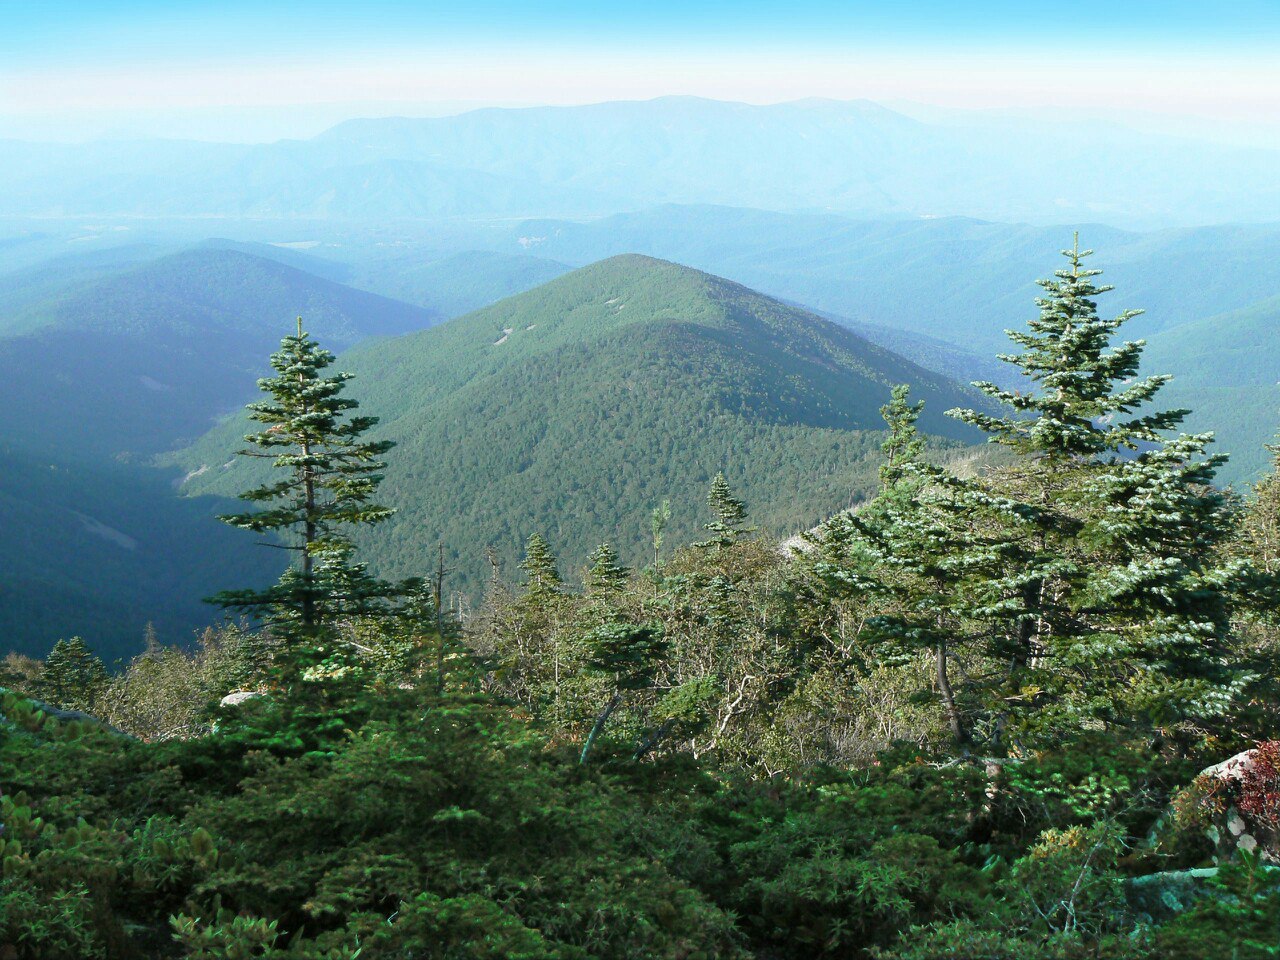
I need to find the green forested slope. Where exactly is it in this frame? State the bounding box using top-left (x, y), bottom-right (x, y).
top-left (0, 445), bottom-right (282, 660)
top-left (177, 254), bottom-right (983, 597)
top-left (1144, 294), bottom-right (1280, 485)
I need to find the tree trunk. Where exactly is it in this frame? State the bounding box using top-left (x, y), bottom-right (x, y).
top-left (633, 717), bottom-right (678, 761)
top-left (936, 639), bottom-right (968, 746)
top-left (580, 691), bottom-right (623, 765)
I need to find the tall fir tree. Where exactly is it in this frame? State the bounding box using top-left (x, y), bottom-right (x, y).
top-left (946, 237), bottom-right (1246, 746)
top-left (1078, 433), bottom-right (1241, 739)
top-left (808, 385), bottom-right (1023, 747)
top-left (34, 637), bottom-right (108, 712)
top-left (585, 541), bottom-right (630, 598)
top-left (951, 235), bottom-right (1183, 460)
top-left (697, 473), bottom-right (752, 550)
top-left (878, 384), bottom-right (926, 489)
top-left (213, 320), bottom-right (409, 679)
top-left (520, 533), bottom-right (564, 600)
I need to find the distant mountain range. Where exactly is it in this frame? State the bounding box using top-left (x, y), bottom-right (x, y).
top-left (4, 97), bottom-right (1280, 226)
top-left (176, 254), bottom-right (986, 600)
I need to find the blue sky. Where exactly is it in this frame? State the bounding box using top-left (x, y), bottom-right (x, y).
top-left (2, 1), bottom-right (1278, 141)
top-left (5, 1), bottom-right (1280, 61)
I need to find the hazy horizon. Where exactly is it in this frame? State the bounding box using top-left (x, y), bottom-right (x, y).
top-left (6, 95), bottom-right (1280, 152)
top-left (4, 1), bottom-right (1280, 145)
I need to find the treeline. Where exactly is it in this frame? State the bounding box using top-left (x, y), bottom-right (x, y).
top-left (4, 242), bottom-right (1280, 958)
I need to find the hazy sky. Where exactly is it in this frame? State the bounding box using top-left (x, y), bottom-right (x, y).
top-left (3, 1), bottom-right (1279, 142)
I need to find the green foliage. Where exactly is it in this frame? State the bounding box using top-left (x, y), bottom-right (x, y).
top-left (32, 636), bottom-right (107, 712)
top-left (724, 794), bottom-right (985, 957)
top-left (584, 541), bottom-right (629, 597)
top-left (879, 383), bottom-right (925, 488)
top-left (94, 624), bottom-right (270, 741)
top-left (695, 472), bottom-right (753, 550)
top-left (174, 699), bottom-right (744, 959)
top-left (952, 234), bottom-right (1180, 459)
top-left (1155, 852), bottom-right (1280, 958)
top-left (520, 533), bottom-right (564, 598)
top-left (808, 239), bottom-right (1270, 752)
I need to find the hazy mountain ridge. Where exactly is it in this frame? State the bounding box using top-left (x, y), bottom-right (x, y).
top-left (4, 97), bottom-right (1280, 226)
top-left (494, 206), bottom-right (1280, 351)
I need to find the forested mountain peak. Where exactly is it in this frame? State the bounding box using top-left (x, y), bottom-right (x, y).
top-left (176, 254), bottom-right (983, 598)
top-left (375, 250), bottom-right (981, 435)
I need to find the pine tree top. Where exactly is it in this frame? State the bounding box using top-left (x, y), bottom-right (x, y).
top-left (948, 236), bottom-right (1188, 462)
top-left (586, 541), bottom-right (630, 595)
top-left (697, 473), bottom-right (752, 549)
top-left (521, 533), bottom-right (563, 595)
top-left (879, 384), bottom-right (925, 488)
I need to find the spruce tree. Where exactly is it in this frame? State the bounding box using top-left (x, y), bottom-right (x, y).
top-left (879, 384), bottom-right (926, 489)
top-left (213, 319), bottom-right (407, 654)
top-left (951, 235), bottom-right (1183, 460)
top-left (34, 637), bottom-right (108, 712)
top-left (585, 541), bottom-right (630, 597)
top-left (697, 473), bottom-right (752, 550)
top-left (947, 238), bottom-right (1245, 745)
top-left (810, 386), bottom-right (1020, 747)
top-left (1078, 433), bottom-right (1240, 737)
top-left (520, 533), bottom-right (563, 599)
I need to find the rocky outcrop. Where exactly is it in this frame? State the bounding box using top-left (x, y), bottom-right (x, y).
top-left (1125, 867), bottom-right (1219, 922)
top-left (0, 687), bottom-right (135, 738)
top-left (219, 690), bottom-right (269, 709)
top-left (1189, 743), bottom-right (1280, 864)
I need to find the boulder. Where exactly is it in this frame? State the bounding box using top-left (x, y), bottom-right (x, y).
top-left (1191, 743), bottom-right (1280, 864)
top-left (0, 686), bottom-right (134, 738)
top-left (219, 690), bottom-right (269, 709)
top-left (1125, 867), bottom-right (1219, 922)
